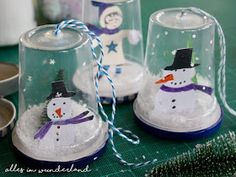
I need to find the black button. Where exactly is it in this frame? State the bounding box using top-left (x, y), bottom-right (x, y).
top-left (172, 99), bottom-right (176, 102)
top-left (174, 83), bottom-right (177, 85)
top-left (179, 82), bottom-right (182, 85)
top-left (56, 138), bottom-right (59, 141)
top-left (57, 126), bottom-right (60, 129)
top-left (56, 132), bottom-right (59, 136)
top-left (172, 106), bottom-right (176, 109)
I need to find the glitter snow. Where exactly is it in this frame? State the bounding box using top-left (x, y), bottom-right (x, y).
top-left (73, 61), bottom-right (144, 98)
top-left (12, 100), bottom-right (108, 161)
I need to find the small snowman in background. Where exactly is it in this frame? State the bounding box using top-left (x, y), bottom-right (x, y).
top-left (89, 1), bottom-right (142, 76)
top-left (34, 80), bottom-right (93, 146)
top-left (153, 48), bottom-right (213, 114)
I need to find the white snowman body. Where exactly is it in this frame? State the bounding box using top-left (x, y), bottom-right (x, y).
top-left (41, 97), bottom-right (78, 146)
top-left (153, 68), bottom-right (196, 113)
top-left (39, 123), bottom-right (78, 147)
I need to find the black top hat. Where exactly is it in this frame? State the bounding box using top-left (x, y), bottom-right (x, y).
top-left (47, 81), bottom-right (75, 100)
top-left (164, 48), bottom-right (200, 70)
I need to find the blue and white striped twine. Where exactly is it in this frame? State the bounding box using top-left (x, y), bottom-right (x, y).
top-left (54, 8), bottom-right (234, 167)
top-left (189, 7), bottom-right (236, 116)
top-left (55, 19), bottom-right (157, 167)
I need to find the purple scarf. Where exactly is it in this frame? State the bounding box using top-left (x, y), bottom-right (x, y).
top-left (160, 84), bottom-right (213, 95)
top-left (34, 111), bottom-right (93, 140)
top-left (87, 24), bottom-right (120, 35)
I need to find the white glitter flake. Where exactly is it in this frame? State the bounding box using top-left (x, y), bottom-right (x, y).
top-left (171, 50), bottom-right (176, 55)
top-left (49, 59), bottom-right (56, 65)
top-left (27, 76), bottom-right (32, 82)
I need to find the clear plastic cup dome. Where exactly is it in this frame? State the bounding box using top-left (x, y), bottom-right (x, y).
top-left (134, 8), bottom-right (222, 138)
top-left (80, 0), bottom-right (144, 103)
top-left (12, 25), bottom-right (108, 166)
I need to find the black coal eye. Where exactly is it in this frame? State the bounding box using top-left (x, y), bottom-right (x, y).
top-left (53, 103), bottom-right (56, 106)
top-left (183, 69), bottom-right (186, 72)
top-left (63, 102), bottom-right (66, 105)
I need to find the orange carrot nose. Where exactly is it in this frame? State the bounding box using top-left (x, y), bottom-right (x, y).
top-left (155, 74), bottom-right (174, 84)
top-left (55, 108), bottom-right (62, 118)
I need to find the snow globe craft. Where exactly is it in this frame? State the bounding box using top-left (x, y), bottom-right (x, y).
top-left (12, 24), bottom-right (108, 168)
top-left (74, 0), bottom-right (144, 104)
top-left (133, 8), bottom-right (223, 140)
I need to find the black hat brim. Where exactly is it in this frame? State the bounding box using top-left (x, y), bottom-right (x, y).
top-left (47, 91), bottom-right (76, 100)
top-left (164, 63), bottom-right (200, 71)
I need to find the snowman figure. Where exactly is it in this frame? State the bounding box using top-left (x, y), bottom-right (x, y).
top-left (89, 1), bottom-right (141, 75)
top-left (34, 80), bottom-right (93, 146)
top-left (153, 48), bottom-right (213, 114)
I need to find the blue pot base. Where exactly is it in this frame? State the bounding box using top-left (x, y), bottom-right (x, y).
top-left (134, 111), bottom-right (223, 140)
top-left (13, 142), bottom-right (107, 169)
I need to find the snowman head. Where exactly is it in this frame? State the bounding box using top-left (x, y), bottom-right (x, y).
top-left (159, 68), bottom-right (196, 87)
top-left (46, 81), bottom-right (75, 120)
top-left (155, 48), bottom-right (199, 87)
top-left (100, 6), bottom-right (123, 29)
top-left (47, 97), bottom-right (73, 120)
